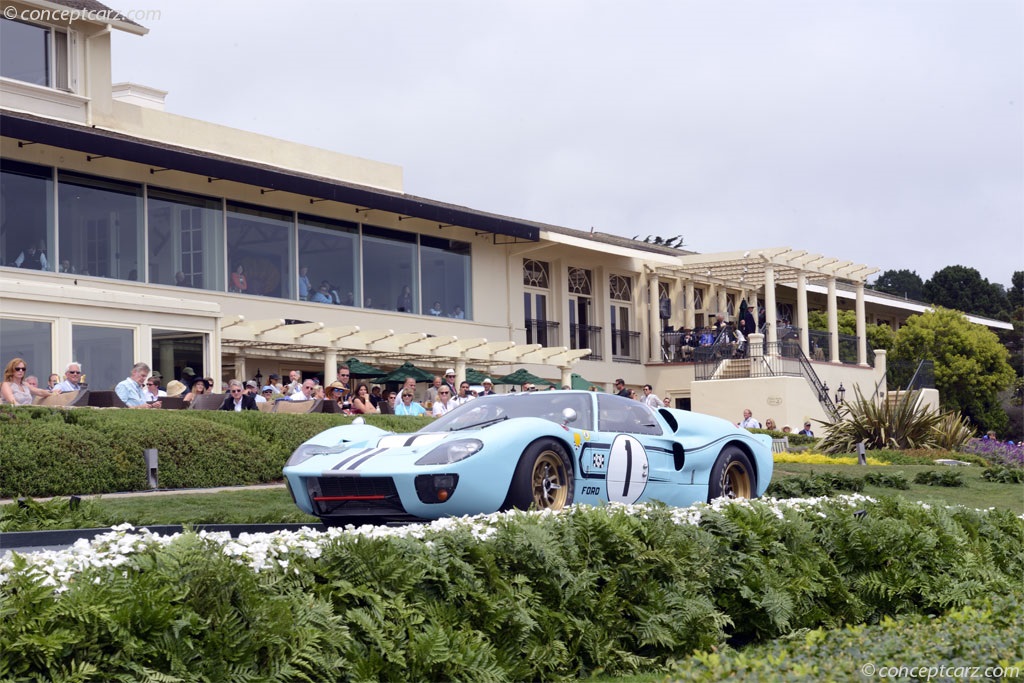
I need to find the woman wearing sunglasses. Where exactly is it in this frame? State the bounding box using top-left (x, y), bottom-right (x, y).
top-left (1, 357), bottom-right (59, 405)
top-left (394, 390), bottom-right (427, 416)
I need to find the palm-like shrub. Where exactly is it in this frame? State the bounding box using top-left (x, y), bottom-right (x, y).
top-left (818, 387), bottom-right (944, 454)
top-left (930, 410), bottom-right (975, 451)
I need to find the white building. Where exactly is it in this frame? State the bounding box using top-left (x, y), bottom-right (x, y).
top-left (1, 0), bottom-right (1008, 425)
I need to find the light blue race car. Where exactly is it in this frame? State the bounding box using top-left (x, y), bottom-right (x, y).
top-left (283, 391), bottom-right (774, 525)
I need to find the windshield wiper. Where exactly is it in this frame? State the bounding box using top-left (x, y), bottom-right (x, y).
top-left (452, 415), bottom-right (509, 431)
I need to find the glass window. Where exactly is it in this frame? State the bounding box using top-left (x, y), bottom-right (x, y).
top-left (148, 188), bottom-right (224, 290)
top-left (597, 394), bottom-right (662, 436)
top-left (72, 324), bottom-right (133, 391)
top-left (362, 225), bottom-right (416, 312)
top-left (298, 215), bottom-right (358, 305)
top-left (421, 236), bottom-right (470, 319)
top-left (226, 202), bottom-right (293, 298)
top-left (0, 19), bottom-right (71, 91)
top-left (0, 318), bottom-right (52, 382)
top-left (151, 329), bottom-right (207, 387)
top-left (1, 160), bottom-right (53, 271)
top-left (58, 172), bottom-right (142, 281)
top-left (523, 259), bottom-right (549, 288)
top-left (568, 267), bottom-right (592, 296)
top-left (609, 274), bottom-right (632, 302)
top-left (1, 19), bottom-right (49, 86)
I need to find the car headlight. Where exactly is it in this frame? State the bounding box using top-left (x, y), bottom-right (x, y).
top-left (286, 443), bottom-right (349, 468)
top-left (415, 439), bottom-right (483, 466)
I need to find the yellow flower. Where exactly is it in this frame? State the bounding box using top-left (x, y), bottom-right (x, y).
top-left (774, 452), bottom-right (889, 466)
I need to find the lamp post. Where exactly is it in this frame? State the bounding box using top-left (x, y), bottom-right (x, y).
top-left (254, 368), bottom-right (263, 386)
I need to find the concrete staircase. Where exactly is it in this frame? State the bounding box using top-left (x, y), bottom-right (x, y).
top-left (716, 358), bottom-right (752, 380)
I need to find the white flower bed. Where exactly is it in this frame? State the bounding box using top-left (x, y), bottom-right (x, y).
top-left (0, 494), bottom-right (910, 593)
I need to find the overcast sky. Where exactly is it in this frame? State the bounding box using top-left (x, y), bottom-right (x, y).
top-left (111, 0), bottom-right (1023, 288)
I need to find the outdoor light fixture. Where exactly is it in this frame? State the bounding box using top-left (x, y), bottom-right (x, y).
top-left (836, 383), bottom-right (846, 404)
top-left (819, 381), bottom-right (829, 403)
top-left (254, 368), bottom-right (263, 385)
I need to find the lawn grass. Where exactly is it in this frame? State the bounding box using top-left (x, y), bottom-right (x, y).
top-left (92, 487), bottom-right (322, 526)
top-left (3, 458), bottom-right (1020, 531)
top-left (772, 461), bottom-right (1024, 514)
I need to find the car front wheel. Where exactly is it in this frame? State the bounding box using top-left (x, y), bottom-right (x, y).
top-left (708, 446), bottom-right (756, 501)
top-left (505, 439), bottom-right (574, 511)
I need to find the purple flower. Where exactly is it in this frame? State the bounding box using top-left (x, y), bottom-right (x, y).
top-left (961, 438), bottom-right (1024, 467)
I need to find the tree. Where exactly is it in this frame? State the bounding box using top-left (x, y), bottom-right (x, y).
top-left (871, 269), bottom-right (924, 300)
top-left (1009, 271), bottom-right (1023, 311)
top-left (806, 309), bottom-right (894, 353)
top-left (1001, 274), bottom-right (1023, 378)
top-left (923, 266), bottom-right (1009, 319)
top-left (889, 307), bottom-right (1015, 434)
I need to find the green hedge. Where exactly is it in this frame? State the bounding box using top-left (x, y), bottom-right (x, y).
top-left (0, 406), bottom-right (434, 498)
top-left (1, 497), bottom-right (1021, 681)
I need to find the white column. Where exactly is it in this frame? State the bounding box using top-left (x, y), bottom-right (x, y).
top-left (827, 276), bottom-right (840, 363)
top-left (855, 281), bottom-right (868, 366)
top-left (718, 287), bottom-right (728, 322)
top-left (764, 265), bottom-right (777, 347)
top-left (684, 280), bottom-right (695, 329)
top-left (455, 359), bottom-right (467, 385)
top-left (560, 366), bottom-right (572, 388)
top-left (648, 274), bottom-right (661, 362)
top-left (324, 349), bottom-right (338, 384)
top-left (797, 272), bottom-right (809, 357)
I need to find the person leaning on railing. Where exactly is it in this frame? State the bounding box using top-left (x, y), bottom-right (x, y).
top-left (1, 357), bottom-right (60, 405)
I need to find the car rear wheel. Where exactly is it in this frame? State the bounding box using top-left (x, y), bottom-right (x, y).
top-left (505, 439), bottom-right (574, 511)
top-left (708, 446), bottom-right (756, 501)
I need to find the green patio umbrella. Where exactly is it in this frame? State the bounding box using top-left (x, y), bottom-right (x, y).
top-left (570, 373), bottom-right (603, 391)
top-left (373, 361), bottom-right (436, 383)
top-left (497, 368), bottom-right (557, 387)
top-left (464, 368), bottom-right (493, 385)
top-left (343, 357), bottom-right (386, 378)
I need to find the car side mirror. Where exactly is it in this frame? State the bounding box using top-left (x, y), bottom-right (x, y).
top-left (561, 407), bottom-right (578, 425)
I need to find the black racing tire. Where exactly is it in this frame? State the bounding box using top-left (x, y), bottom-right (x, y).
top-left (707, 446), bottom-right (756, 501)
top-left (504, 439), bottom-right (575, 511)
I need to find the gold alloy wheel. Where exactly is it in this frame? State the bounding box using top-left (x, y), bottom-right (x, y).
top-left (531, 450), bottom-right (569, 510)
top-left (722, 460), bottom-right (753, 499)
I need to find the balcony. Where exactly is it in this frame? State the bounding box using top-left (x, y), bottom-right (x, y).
top-left (570, 324), bottom-right (603, 361)
top-left (525, 319), bottom-right (561, 347)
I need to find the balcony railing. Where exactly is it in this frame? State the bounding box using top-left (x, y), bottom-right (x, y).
top-left (570, 324), bottom-right (603, 361)
top-left (887, 359), bottom-right (935, 390)
top-left (612, 329), bottom-right (641, 364)
top-left (806, 330), bottom-right (873, 366)
top-left (525, 319), bottom-right (560, 348)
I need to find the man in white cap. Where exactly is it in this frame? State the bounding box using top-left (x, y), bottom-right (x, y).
top-left (480, 378), bottom-right (496, 396)
top-left (442, 368), bottom-right (457, 395)
top-left (246, 380), bottom-right (267, 404)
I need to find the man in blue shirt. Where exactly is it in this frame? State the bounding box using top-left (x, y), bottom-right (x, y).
top-left (115, 362), bottom-right (161, 408)
top-left (54, 362), bottom-right (84, 392)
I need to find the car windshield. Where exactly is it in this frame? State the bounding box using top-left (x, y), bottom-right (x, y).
top-left (419, 393), bottom-right (595, 433)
